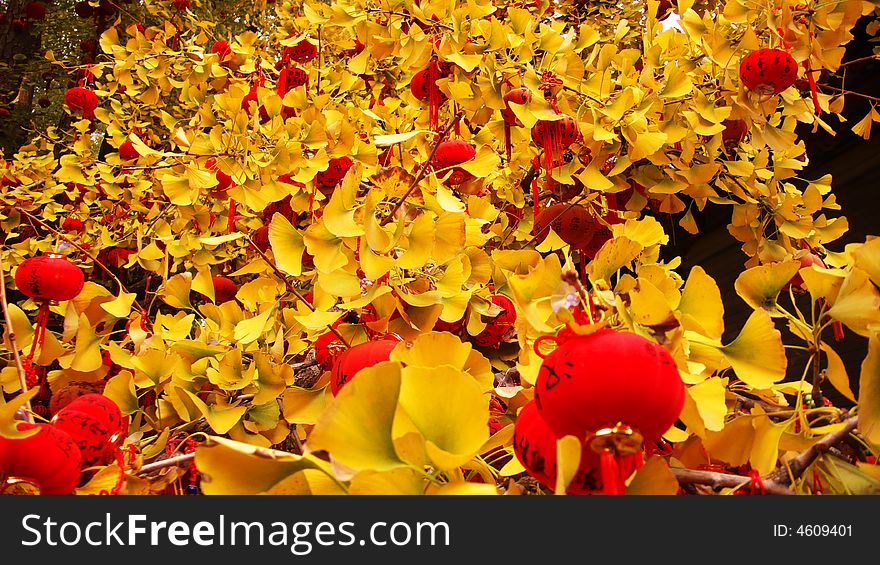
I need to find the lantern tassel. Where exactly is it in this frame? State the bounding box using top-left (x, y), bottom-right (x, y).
top-left (428, 57), bottom-right (440, 131)
top-left (600, 450), bottom-right (625, 495)
top-left (504, 122), bottom-right (512, 162)
top-left (804, 61), bottom-right (821, 115)
top-left (227, 198), bottom-right (237, 233)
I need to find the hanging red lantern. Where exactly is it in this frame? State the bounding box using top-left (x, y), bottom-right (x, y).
top-left (252, 225), bottom-right (271, 252)
top-left (514, 401), bottom-right (604, 494)
top-left (64, 86), bottom-right (99, 120)
top-left (277, 66), bottom-right (309, 94)
top-left (206, 158), bottom-right (234, 195)
top-left (49, 382), bottom-right (106, 416)
top-left (316, 156), bottom-right (354, 188)
top-left (284, 37), bottom-right (317, 63)
top-left (410, 58), bottom-right (450, 130)
top-left (739, 48), bottom-right (798, 95)
top-left (0, 423), bottom-right (82, 494)
top-left (534, 204), bottom-right (598, 251)
top-left (118, 140), bottom-right (140, 161)
top-left (580, 213), bottom-right (624, 259)
top-left (15, 254), bottom-right (84, 302)
top-left (431, 140), bottom-right (476, 186)
top-left (62, 217), bottom-right (84, 233)
top-left (533, 328), bottom-right (683, 494)
top-left (208, 275), bottom-right (238, 304)
top-left (211, 40), bottom-right (231, 59)
top-left (472, 295), bottom-right (517, 347)
top-left (330, 337), bottom-right (401, 395)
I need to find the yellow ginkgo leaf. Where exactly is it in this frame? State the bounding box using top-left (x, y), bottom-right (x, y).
top-left (734, 260), bottom-right (800, 315)
top-left (233, 307), bottom-right (274, 344)
top-left (397, 365), bottom-right (489, 471)
top-left (554, 435), bottom-right (582, 495)
top-left (628, 277), bottom-right (676, 327)
top-left (586, 236), bottom-right (643, 286)
top-left (195, 436), bottom-right (329, 495)
top-left (281, 386), bottom-right (326, 425)
top-left (0, 388), bottom-right (40, 440)
top-left (349, 468), bottom-right (426, 495)
top-left (183, 390), bottom-right (247, 435)
top-left (853, 237), bottom-right (880, 288)
top-left (103, 371), bottom-right (138, 416)
top-left (679, 266), bottom-right (725, 340)
top-left (159, 272), bottom-right (194, 310)
top-left (626, 456), bottom-right (679, 495)
top-left (390, 331), bottom-right (494, 391)
top-left (459, 145), bottom-right (500, 178)
top-left (858, 335), bottom-right (880, 446)
top-left (719, 310), bottom-right (787, 390)
top-left (820, 342), bottom-right (856, 403)
top-left (750, 407), bottom-right (792, 475)
top-left (308, 361), bottom-right (407, 473)
top-left (206, 349), bottom-right (254, 391)
top-left (687, 377), bottom-right (727, 432)
top-left (826, 267), bottom-right (880, 337)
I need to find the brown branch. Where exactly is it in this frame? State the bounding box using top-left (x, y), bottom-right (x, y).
top-left (380, 111), bottom-right (465, 226)
top-left (138, 452), bottom-right (195, 475)
top-left (0, 247), bottom-right (32, 422)
top-left (672, 415), bottom-right (860, 495)
top-left (768, 415), bottom-right (859, 488)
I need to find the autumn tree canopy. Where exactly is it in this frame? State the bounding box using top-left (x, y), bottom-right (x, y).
top-left (1, 0), bottom-right (880, 495)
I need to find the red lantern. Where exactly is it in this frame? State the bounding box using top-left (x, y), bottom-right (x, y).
top-left (533, 329), bottom-right (683, 494)
top-left (209, 275), bottom-right (238, 304)
top-left (330, 338), bottom-right (400, 395)
top-left (211, 40), bottom-right (231, 59)
top-left (25, 2), bottom-right (47, 20)
top-left (739, 48), bottom-right (798, 95)
top-left (62, 217), bottom-right (84, 233)
top-left (316, 156), bottom-right (354, 188)
top-left (580, 213), bottom-right (624, 259)
top-left (278, 66), bottom-right (309, 95)
top-left (206, 158), bottom-right (234, 195)
top-left (501, 87), bottom-right (531, 126)
top-left (472, 295), bottom-right (517, 348)
top-left (15, 254), bottom-right (84, 302)
top-left (52, 408), bottom-right (115, 466)
top-left (64, 86), bottom-right (99, 120)
top-left (534, 204), bottom-right (598, 251)
top-left (531, 114), bottom-right (580, 149)
top-left (49, 383), bottom-right (106, 416)
top-left (118, 140), bottom-right (140, 161)
top-left (514, 401), bottom-right (604, 494)
top-left (64, 394), bottom-right (122, 435)
top-left (410, 58), bottom-right (449, 130)
top-left (721, 119), bottom-right (748, 146)
top-left (253, 225), bottom-right (270, 252)
top-left (0, 423), bottom-right (82, 494)
top-left (173, 0), bottom-right (191, 10)
top-left (284, 38), bottom-right (317, 63)
top-left (431, 140), bottom-right (475, 186)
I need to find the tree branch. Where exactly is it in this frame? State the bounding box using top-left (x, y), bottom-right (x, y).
top-left (0, 247), bottom-right (32, 422)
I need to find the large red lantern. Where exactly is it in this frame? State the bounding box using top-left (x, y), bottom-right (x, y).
top-left (514, 401), bottom-right (641, 495)
top-left (431, 140), bottom-right (476, 186)
top-left (330, 338), bottom-right (401, 395)
top-left (534, 204), bottom-right (598, 251)
top-left (316, 156), bottom-right (354, 188)
top-left (64, 86), bottom-right (98, 120)
top-left (739, 48), bottom-right (798, 95)
top-left (534, 328), bottom-right (685, 494)
top-left (52, 409), bottom-right (114, 466)
top-left (64, 393), bottom-right (123, 435)
top-left (15, 254), bottom-right (84, 303)
top-left (206, 158), bottom-right (234, 196)
top-left (209, 275), bottom-right (238, 304)
top-left (0, 423), bottom-right (82, 494)
top-left (472, 295), bottom-right (517, 348)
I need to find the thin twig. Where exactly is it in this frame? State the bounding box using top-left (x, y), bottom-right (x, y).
top-left (768, 415), bottom-right (859, 488)
top-left (0, 250), bottom-right (33, 422)
top-left (380, 111), bottom-right (465, 226)
top-left (670, 467), bottom-right (795, 496)
top-left (138, 452), bottom-right (195, 475)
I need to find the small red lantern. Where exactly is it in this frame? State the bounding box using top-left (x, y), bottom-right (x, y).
top-left (431, 140), bottom-right (476, 186)
top-left (330, 337), bottom-right (400, 395)
top-left (721, 119), bottom-right (748, 146)
top-left (278, 66), bottom-right (309, 95)
top-left (209, 275), bottom-right (238, 304)
top-left (64, 86), bottom-right (99, 120)
top-left (533, 329), bottom-right (683, 494)
top-left (206, 158), bottom-right (234, 195)
top-left (514, 401), bottom-right (604, 494)
top-left (118, 140), bottom-right (140, 161)
top-left (284, 38), bottom-right (317, 63)
top-left (534, 204), bottom-right (598, 251)
top-left (211, 40), bottom-right (231, 59)
top-left (472, 295), bottom-right (517, 348)
top-left (62, 217), bottom-right (84, 233)
top-left (15, 254), bottom-right (84, 303)
top-left (316, 156), bottom-right (354, 188)
top-left (410, 58), bottom-right (450, 130)
top-left (739, 48), bottom-right (798, 95)
top-left (580, 213), bottom-right (624, 259)
top-left (501, 87), bottom-right (531, 126)
top-left (25, 2), bottom-right (47, 20)
top-left (252, 225), bottom-right (270, 252)
top-left (0, 423), bottom-right (82, 494)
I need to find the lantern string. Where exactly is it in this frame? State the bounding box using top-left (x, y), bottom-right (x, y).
top-left (747, 469), bottom-right (765, 495)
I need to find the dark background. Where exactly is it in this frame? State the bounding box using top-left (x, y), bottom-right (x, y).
top-left (667, 17), bottom-right (880, 403)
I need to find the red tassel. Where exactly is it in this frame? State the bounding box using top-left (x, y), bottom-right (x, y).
top-left (27, 301), bottom-right (51, 361)
top-left (600, 450), bottom-right (625, 495)
top-left (504, 122), bottom-right (512, 162)
top-left (227, 199), bottom-right (237, 233)
top-left (428, 58), bottom-right (440, 131)
top-left (833, 321), bottom-right (844, 341)
top-left (531, 177), bottom-right (539, 235)
top-left (804, 61), bottom-right (821, 115)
